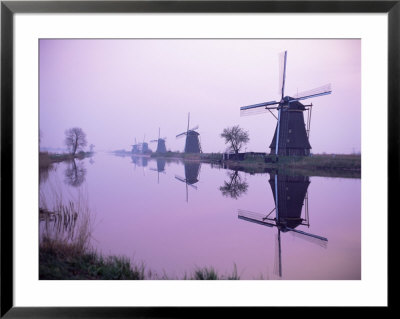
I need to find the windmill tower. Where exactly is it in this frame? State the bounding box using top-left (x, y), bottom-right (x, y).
top-left (131, 138), bottom-right (139, 154)
top-left (175, 161), bottom-right (201, 202)
top-left (176, 113), bottom-right (202, 153)
top-left (238, 172), bottom-right (327, 278)
top-left (141, 134), bottom-right (149, 154)
top-left (150, 128), bottom-right (167, 153)
top-left (240, 51), bottom-right (332, 156)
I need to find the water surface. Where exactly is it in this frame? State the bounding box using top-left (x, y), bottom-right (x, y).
top-left (39, 152), bottom-right (361, 280)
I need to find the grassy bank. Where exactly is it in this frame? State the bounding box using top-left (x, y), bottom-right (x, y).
top-left (40, 199), bottom-right (240, 280)
top-left (148, 152), bottom-right (361, 178)
top-left (40, 151), bottom-right (94, 164)
top-left (39, 239), bottom-right (240, 280)
top-left (40, 238), bottom-right (146, 280)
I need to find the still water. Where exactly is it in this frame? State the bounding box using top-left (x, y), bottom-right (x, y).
top-left (39, 152), bottom-right (361, 280)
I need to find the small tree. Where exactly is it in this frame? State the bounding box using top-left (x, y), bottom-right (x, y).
top-left (220, 125), bottom-right (249, 154)
top-left (65, 127), bottom-right (87, 156)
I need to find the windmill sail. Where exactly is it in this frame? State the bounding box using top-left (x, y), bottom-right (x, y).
top-left (278, 51), bottom-right (287, 99)
top-left (292, 84), bottom-right (332, 101)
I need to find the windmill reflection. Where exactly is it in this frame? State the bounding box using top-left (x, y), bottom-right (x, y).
top-left (175, 161), bottom-right (201, 202)
top-left (220, 170), bottom-right (248, 199)
top-left (64, 159), bottom-right (86, 187)
top-left (150, 158), bottom-right (166, 184)
top-left (131, 155), bottom-right (149, 176)
top-left (238, 172), bottom-right (327, 278)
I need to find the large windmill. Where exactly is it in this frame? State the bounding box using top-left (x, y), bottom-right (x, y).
top-left (176, 113), bottom-right (202, 153)
top-left (238, 172), bottom-right (327, 278)
top-left (175, 161), bottom-right (201, 202)
top-left (240, 51), bottom-right (332, 156)
top-left (150, 128), bottom-right (167, 153)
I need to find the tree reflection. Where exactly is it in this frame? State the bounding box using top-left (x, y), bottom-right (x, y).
top-left (64, 159), bottom-right (86, 187)
top-left (220, 170), bottom-right (248, 199)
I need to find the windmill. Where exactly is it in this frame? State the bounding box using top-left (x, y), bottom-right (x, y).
top-left (240, 51), bottom-right (332, 156)
top-left (131, 138), bottom-right (139, 154)
top-left (238, 172), bottom-right (327, 278)
top-left (176, 113), bottom-right (202, 153)
top-left (141, 134), bottom-right (149, 154)
top-left (150, 128), bottom-right (167, 153)
top-left (175, 161), bottom-right (201, 202)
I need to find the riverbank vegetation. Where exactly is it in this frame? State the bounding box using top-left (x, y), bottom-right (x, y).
top-left (39, 194), bottom-right (240, 280)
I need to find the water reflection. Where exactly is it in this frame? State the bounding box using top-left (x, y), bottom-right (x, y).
top-left (64, 159), bottom-right (86, 187)
top-left (175, 161), bottom-right (201, 202)
top-left (219, 169), bottom-right (248, 199)
top-left (238, 172), bottom-right (327, 278)
top-left (150, 158), bottom-right (166, 184)
top-left (131, 155), bottom-right (149, 168)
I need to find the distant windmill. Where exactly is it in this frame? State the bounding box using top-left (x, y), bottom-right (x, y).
top-left (238, 172), bottom-right (327, 278)
top-left (150, 128), bottom-right (167, 153)
top-left (240, 51), bottom-right (332, 156)
top-left (176, 113), bottom-right (202, 153)
top-left (141, 134), bottom-right (149, 154)
top-left (131, 138), bottom-right (139, 154)
top-left (175, 161), bottom-right (201, 202)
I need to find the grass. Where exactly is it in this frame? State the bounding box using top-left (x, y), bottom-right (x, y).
top-left (40, 238), bottom-right (241, 280)
top-left (40, 239), bottom-right (146, 280)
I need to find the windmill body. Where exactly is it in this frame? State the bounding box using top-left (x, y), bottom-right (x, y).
top-left (269, 99), bottom-right (312, 156)
top-left (151, 128), bottom-right (167, 153)
top-left (184, 130), bottom-right (201, 153)
top-left (176, 113), bottom-right (202, 153)
top-left (240, 51), bottom-right (332, 156)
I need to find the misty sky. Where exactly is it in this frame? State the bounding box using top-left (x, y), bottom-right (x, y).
top-left (39, 39), bottom-right (360, 154)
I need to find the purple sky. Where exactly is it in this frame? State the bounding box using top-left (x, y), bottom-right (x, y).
top-left (39, 39), bottom-right (360, 154)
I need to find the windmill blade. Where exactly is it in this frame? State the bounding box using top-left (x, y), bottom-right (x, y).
top-left (240, 101), bottom-right (279, 117)
top-left (237, 209), bottom-right (276, 228)
top-left (190, 125), bottom-right (199, 131)
top-left (176, 132), bottom-right (187, 138)
top-left (286, 227), bottom-right (328, 243)
top-left (278, 51), bottom-right (288, 100)
top-left (175, 175), bottom-right (186, 183)
top-left (150, 139), bottom-right (158, 143)
top-left (187, 183), bottom-right (198, 190)
top-left (291, 84), bottom-right (332, 102)
top-left (187, 112), bottom-right (190, 132)
top-left (289, 230), bottom-right (328, 248)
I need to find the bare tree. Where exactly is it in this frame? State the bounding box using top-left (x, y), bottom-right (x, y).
top-left (220, 125), bottom-right (249, 154)
top-left (65, 127), bottom-right (87, 156)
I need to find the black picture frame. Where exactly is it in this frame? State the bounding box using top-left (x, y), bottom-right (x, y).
top-left (1, 1), bottom-right (396, 317)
